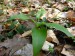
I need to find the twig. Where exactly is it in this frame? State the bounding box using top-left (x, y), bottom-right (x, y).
top-left (20, 30), bottom-right (32, 38)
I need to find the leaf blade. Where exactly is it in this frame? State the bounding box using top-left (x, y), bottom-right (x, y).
top-left (32, 27), bottom-right (47, 56)
top-left (8, 13), bottom-right (30, 20)
top-left (36, 8), bottom-right (46, 19)
top-left (45, 23), bottom-right (73, 37)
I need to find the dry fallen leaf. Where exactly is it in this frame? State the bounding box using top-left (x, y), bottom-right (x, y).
top-left (61, 45), bottom-right (75, 56)
top-left (52, 3), bottom-right (66, 11)
top-left (54, 45), bottom-right (64, 53)
top-left (22, 7), bottom-right (29, 14)
top-left (47, 30), bottom-right (59, 44)
top-left (0, 46), bottom-right (8, 56)
top-left (47, 8), bottom-right (60, 19)
top-left (67, 28), bottom-right (75, 36)
top-left (67, 10), bottom-right (75, 22)
top-left (56, 4), bottom-right (66, 11)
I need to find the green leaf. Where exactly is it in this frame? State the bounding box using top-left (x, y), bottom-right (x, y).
top-left (32, 27), bottom-right (47, 56)
top-left (66, 0), bottom-right (73, 1)
top-left (7, 31), bottom-right (15, 39)
top-left (45, 23), bottom-right (73, 37)
top-left (8, 13), bottom-right (30, 20)
top-left (0, 9), bottom-right (3, 15)
top-left (63, 7), bottom-right (69, 11)
top-left (0, 34), bottom-right (5, 42)
top-left (36, 22), bottom-right (44, 27)
top-left (36, 8), bottom-right (46, 19)
top-left (9, 21), bottom-right (18, 29)
top-left (49, 46), bottom-right (54, 53)
top-left (16, 24), bottom-right (26, 34)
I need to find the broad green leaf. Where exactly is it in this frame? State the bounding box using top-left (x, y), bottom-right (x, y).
top-left (36, 22), bottom-right (44, 27)
top-left (45, 23), bottom-right (73, 37)
top-left (8, 13), bottom-right (30, 20)
top-left (36, 8), bottom-right (46, 19)
top-left (36, 22), bottom-right (46, 27)
top-left (32, 27), bottom-right (47, 56)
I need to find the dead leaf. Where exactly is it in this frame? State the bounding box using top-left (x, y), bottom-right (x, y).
top-left (67, 10), bottom-right (75, 22)
top-left (22, 7), bottom-right (29, 14)
top-left (61, 44), bottom-right (75, 56)
top-left (38, 51), bottom-right (46, 56)
top-left (55, 45), bottom-right (64, 53)
top-left (67, 28), bottom-right (75, 36)
top-left (47, 30), bottom-right (59, 44)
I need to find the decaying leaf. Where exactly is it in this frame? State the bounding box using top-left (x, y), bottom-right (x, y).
top-left (22, 7), bottom-right (29, 14)
top-left (61, 44), bottom-right (75, 56)
top-left (0, 34), bottom-right (30, 55)
top-left (14, 44), bottom-right (33, 56)
top-left (67, 10), bottom-right (75, 22)
top-left (67, 28), bottom-right (75, 36)
top-left (54, 45), bottom-right (64, 53)
top-left (56, 4), bottom-right (66, 11)
top-left (47, 30), bottom-right (59, 44)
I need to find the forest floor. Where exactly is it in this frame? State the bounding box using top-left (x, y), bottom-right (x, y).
top-left (0, 0), bottom-right (75, 56)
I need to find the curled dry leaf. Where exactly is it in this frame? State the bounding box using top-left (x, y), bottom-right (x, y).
top-left (47, 30), bottom-right (59, 44)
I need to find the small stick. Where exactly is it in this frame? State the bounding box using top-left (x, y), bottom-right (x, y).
top-left (20, 30), bottom-right (32, 38)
